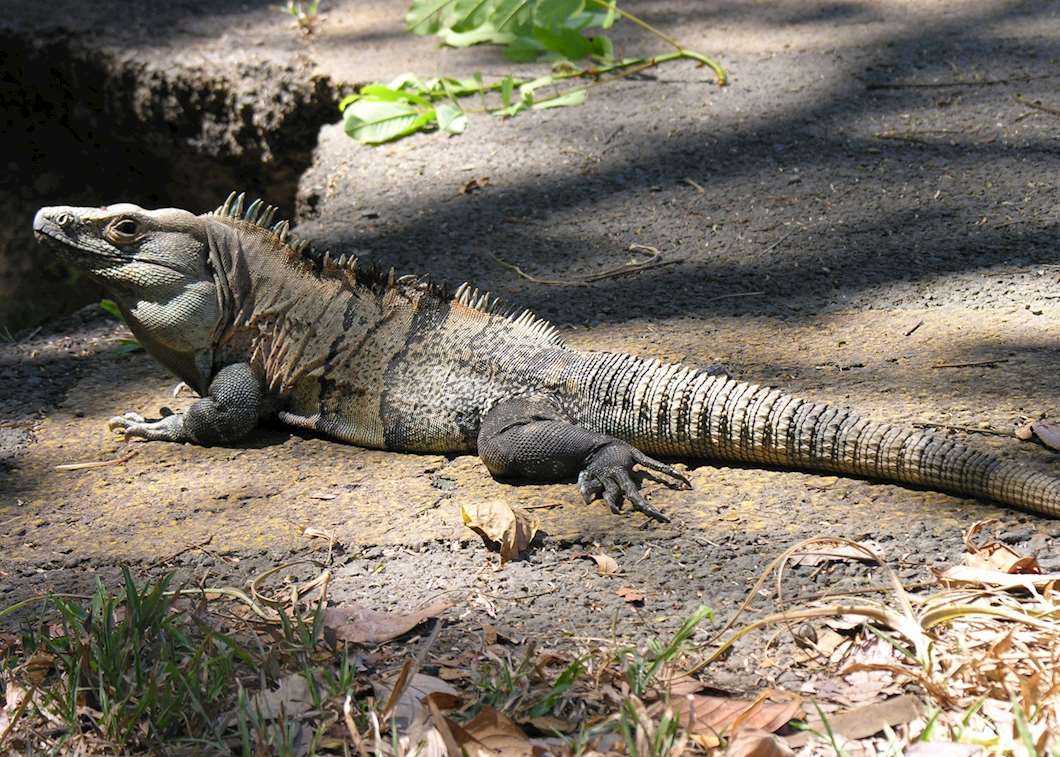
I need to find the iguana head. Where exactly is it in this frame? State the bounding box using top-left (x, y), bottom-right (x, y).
top-left (33, 203), bottom-right (221, 393)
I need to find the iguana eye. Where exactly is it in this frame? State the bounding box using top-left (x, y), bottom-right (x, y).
top-left (107, 218), bottom-right (141, 244)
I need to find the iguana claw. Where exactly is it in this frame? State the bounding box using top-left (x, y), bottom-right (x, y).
top-left (107, 411), bottom-right (187, 442)
top-left (577, 441), bottom-right (691, 523)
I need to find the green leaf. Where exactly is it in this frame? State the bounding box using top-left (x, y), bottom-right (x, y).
top-left (99, 299), bottom-right (125, 322)
top-left (360, 84), bottom-right (433, 107)
top-left (407, 0), bottom-right (604, 39)
top-left (440, 24), bottom-right (516, 47)
top-left (503, 34), bottom-right (546, 62)
top-left (530, 87), bottom-right (586, 109)
top-left (494, 100), bottom-right (529, 118)
top-left (113, 339), bottom-right (143, 355)
top-left (343, 99), bottom-right (435, 144)
top-left (602, 0), bottom-right (617, 28)
top-left (500, 75), bottom-right (514, 106)
top-left (518, 74), bottom-right (555, 104)
top-left (532, 0), bottom-right (583, 28)
top-left (589, 34), bottom-right (613, 61)
top-left (531, 24), bottom-right (593, 59)
top-left (436, 102), bottom-right (468, 134)
top-left (337, 94), bottom-right (359, 112)
top-left (386, 72), bottom-right (429, 92)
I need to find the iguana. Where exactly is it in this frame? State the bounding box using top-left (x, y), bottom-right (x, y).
top-left (33, 194), bottom-right (1060, 521)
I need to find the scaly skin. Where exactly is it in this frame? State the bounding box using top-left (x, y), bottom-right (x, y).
top-left (33, 194), bottom-right (1060, 522)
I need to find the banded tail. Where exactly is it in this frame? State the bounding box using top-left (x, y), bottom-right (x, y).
top-left (569, 352), bottom-right (1060, 518)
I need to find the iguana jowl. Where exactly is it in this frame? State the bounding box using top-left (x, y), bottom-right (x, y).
top-left (32, 194), bottom-right (1060, 521)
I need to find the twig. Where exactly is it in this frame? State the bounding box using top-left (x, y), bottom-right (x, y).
top-left (904, 320), bottom-right (924, 337)
top-left (17, 326), bottom-right (42, 344)
top-left (762, 228), bottom-right (796, 255)
top-left (145, 535), bottom-right (214, 570)
top-left (912, 421), bottom-right (1011, 438)
top-left (55, 448), bottom-right (139, 471)
top-left (1013, 94), bottom-right (1060, 118)
top-left (683, 177), bottom-right (705, 193)
top-left (930, 359), bottom-right (1009, 369)
top-left (488, 244), bottom-right (676, 287)
top-left (704, 291), bottom-right (765, 302)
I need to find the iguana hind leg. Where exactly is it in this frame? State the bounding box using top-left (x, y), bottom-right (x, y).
top-left (108, 362), bottom-right (262, 445)
top-left (477, 397), bottom-right (690, 522)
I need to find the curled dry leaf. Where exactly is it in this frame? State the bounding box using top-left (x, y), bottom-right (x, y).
top-left (785, 694), bottom-right (923, 748)
top-left (323, 599), bottom-right (451, 644)
top-left (434, 705), bottom-right (538, 757)
top-left (461, 500), bottom-right (539, 562)
top-left (668, 690), bottom-right (802, 747)
top-left (1029, 418), bottom-right (1060, 451)
top-left (251, 673), bottom-right (314, 720)
top-left (788, 540), bottom-right (885, 567)
top-left (724, 729), bottom-right (795, 757)
top-left (589, 552), bottom-right (619, 576)
top-left (373, 673), bottom-right (460, 730)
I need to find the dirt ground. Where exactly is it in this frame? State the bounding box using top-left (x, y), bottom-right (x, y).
top-left (2, 0), bottom-right (1060, 705)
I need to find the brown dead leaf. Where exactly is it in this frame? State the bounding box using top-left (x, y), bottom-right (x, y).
top-left (963, 540), bottom-right (1040, 575)
top-left (616, 585), bottom-right (645, 603)
top-left (724, 729), bottom-right (795, 757)
top-left (788, 540), bottom-right (885, 567)
top-left (651, 666), bottom-right (706, 698)
top-left (323, 599), bottom-right (451, 644)
top-left (251, 673), bottom-right (314, 720)
top-left (589, 552), bottom-right (619, 576)
top-left (22, 652), bottom-right (54, 685)
top-left (785, 694), bottom-right (923, 748)
top-left (452, 705), bottom-right (538, 757)
top-left (935, 564), bottom-right (1060, 590)
top-left (904, 743), bottom-right (982, 756)
top-left (460, 176), bottom-right (491, 194)
top-left (373, 673), bottom-right (459, 730)
top-left (669, 690), bottom-right (801, 743)
top-left (1030, 418), bottom-right (1060, 450)
top-left (461, 500), bottom-right (539, 562)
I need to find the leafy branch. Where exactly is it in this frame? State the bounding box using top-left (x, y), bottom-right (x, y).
top-left (341, 0), bottom-right (727, 144)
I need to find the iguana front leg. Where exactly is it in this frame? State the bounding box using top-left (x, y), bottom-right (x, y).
top-left (477, 397), bottom-right (691, 522)
top-left (108, 363), bottom-right (262, 445)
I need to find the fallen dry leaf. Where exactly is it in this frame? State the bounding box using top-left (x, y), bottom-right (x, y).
top-left (1030, 418), bottom-right (1060, 450)
top-left (786, 694), bottom-right (923, 748)
top-left (962, 539), bottom-right (1040, 575)
top-left (668, 690), bottom-right (801, 745)
top-left (904, 743), bottom-right (982, 756)
top-left (439, 705), bottom-right (538, 757)
top-left (460, 176), bottom-right (491, 194)
top-left (589, 552), bottom-right (619, 576)
top-left (323, 599), bottom-right (451, 644)
top-left (374, 673), bottom-right (459, 730)
top-left (251, 673), bottom-right (314, 720)
top-left (461, 500), bottom-right (538, 562)
top-left (935, 564), bottom-right (1060, 590)
top-left (788, 540), bottom-right (885, 567)
top-left (616, 585), bottom-right (645, 603)
top-left (724, 729), bottom-right (795, 757)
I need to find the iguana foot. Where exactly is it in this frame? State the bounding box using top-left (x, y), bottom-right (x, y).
top-left (478, 397), bottom-right (691, 522)
top-left (577, 441), bottom-right (690, 523)
top-left (108, 410), bottom-right (188, 442)
top-left (105, 363), bottom-right (263, 445)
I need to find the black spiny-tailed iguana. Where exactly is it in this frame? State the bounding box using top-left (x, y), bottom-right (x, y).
top-left (32, 194), bottom-right (1060, 521)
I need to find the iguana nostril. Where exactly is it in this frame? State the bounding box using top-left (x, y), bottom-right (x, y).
top-left (54, 212), bottom-right (72, 228)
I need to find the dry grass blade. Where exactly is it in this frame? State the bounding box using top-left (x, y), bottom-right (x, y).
top-left (54, 448), bottom-right (139, 471)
